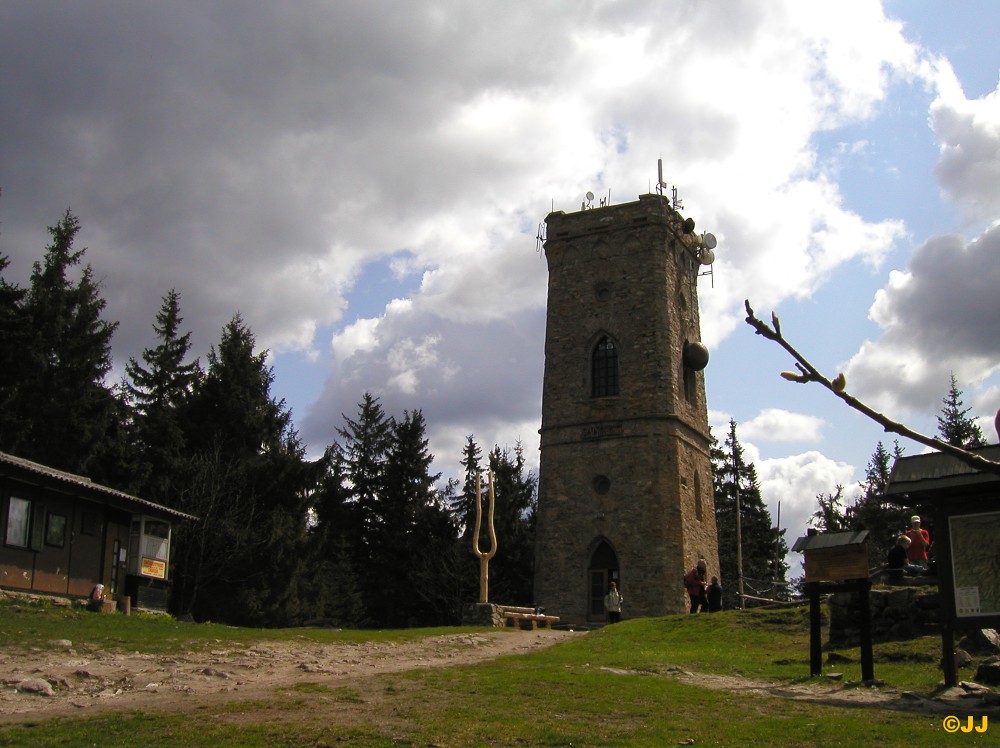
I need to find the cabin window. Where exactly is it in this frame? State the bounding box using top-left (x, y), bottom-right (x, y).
top-left (143, 520), bottom-right (170, 561)
top-left (129, 516), bottom-right (172, 580)
top-left (45, 513), bottom-right (67, 547)
top-left (591, 336), bottom-right (619, 397)
top-left (5, 497), bottom-right (31, 548)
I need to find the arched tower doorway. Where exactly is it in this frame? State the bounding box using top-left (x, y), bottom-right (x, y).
top-left (587, 538), bottom-right (619, 622)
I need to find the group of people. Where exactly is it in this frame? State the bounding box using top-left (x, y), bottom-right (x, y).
top-left (602, 557), bottom-right (723, 623)
top-left (887, 515), bottom-right (933, 579)
top-left (602, 516), bottom-right (935, 623)
top-left (684, 558), bottom-right (723, 614)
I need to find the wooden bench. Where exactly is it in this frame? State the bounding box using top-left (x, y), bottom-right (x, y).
top-left (499, 605), bottom-right (560, 630)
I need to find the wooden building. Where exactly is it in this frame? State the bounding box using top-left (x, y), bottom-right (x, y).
top-left (0, 451), bottom-right (194, 610)
top-left (885, 445), bottom-right (1000, 686)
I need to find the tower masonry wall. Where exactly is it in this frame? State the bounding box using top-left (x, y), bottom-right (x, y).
top-left (535, 193), bottom-right (719, 624)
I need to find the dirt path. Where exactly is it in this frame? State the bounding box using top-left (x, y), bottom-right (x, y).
top-left (0, 628), bottom-right (579, 723)
top-left (3, 629), bottom-right (997, 724)
top-left (600, 664), bottom-right (1000, 716)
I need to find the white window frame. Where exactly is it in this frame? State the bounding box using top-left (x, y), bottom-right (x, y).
top-left (5, 496), bottom-right (31, 548)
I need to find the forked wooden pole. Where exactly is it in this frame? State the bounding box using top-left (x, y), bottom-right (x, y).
top-left (472, 471), bottom-right (498, 604)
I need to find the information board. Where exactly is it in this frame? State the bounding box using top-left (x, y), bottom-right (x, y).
top-left (949, 510), bottom-right (1000, 618)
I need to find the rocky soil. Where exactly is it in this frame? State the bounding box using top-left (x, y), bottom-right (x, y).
top-left (3, 626), bottom-right (999, 726)
top-left (0, 628), bottom-right (578, 723)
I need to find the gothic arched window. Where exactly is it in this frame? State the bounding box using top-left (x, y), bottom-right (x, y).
top-left (591, 336), bottom-right (619, 397)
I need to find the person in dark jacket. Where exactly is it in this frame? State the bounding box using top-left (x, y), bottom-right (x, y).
top-left (707, 576), bottom-right (723, 612)
top-left (887, 534), bottom-right (923, 580)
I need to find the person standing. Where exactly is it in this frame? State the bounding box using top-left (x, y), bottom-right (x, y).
top-left (684, 558), bottom-right (709, 614)
top-left (904, 516), bottom-right (931, 569)
top-left (707, 576), bottom-right (723, 612)
top-left (604, 580), bottom-right (623, 624)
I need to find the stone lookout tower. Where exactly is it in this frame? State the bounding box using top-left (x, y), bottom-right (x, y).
top-left (534, 190), bottom-right (719, 623)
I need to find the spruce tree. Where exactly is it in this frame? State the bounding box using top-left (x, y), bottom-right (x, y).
top-left (410, 476), bottom-right (467, 624)
top-left (379, 409), bottom-right (456, 626)
top-left (937, 374), bottom-right (986, 449)
top-left (320, 393), bottom-right (394, 626)
top-left (485, 442), bottom-right (537, 607)
top-left (317, 396), bottom-right (460, 627)
top-left (12, 211), bottom-right (120, 479)
top-left (712, 420), bottom-right (789, 608)
top-left (455, 435), bottom-right (484, 542)
top-left (0, 256), bottom-right (29, 450)
top-left (332, 393), bottom-right (393, 580)
top-left (172, 314), bottom-right (317, 626)
top-left (810, 486), bottom-right (848, 533)
top-left (308, 448), bottom-right (366, 627)
top-left (846, 440), bottom-right (909, 563)
top-left (124, 289), bottom-right (201, 502)
top-left (372, 409), bottom-right (433, 625)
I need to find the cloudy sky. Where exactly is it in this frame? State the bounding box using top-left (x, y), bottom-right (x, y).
top-left (2, 1), bottom-right (998, 573)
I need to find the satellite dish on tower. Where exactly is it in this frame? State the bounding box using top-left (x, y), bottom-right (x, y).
top-left (586, 191), bottom-right (595, 202)
top-left (702, 232), bottom-right (717, 250)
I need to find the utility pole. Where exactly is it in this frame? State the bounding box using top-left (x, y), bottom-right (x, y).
top-left (732, 438), bottom-right (745, 610)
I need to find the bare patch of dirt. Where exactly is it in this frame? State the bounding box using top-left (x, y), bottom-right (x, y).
top-left (598, 664), bottom-right (1000, 715)
top-left (0, 628), bottom-right (580, 723)
top-left (4, 629), bottom-right (998, 726)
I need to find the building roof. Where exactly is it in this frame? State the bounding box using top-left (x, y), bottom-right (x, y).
top-left (885, 445), bottom-right (1000, 499)
top-left (791, 530), bottom-right (869, 553)
top-left (0, 451), bottom-right (197, 521)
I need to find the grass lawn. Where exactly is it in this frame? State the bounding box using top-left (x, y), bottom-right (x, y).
top-left (0, 596), bottom-right (994, 746)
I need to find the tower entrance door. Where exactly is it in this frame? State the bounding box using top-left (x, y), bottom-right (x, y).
top-left (587, 540), bottom-right (619, 622)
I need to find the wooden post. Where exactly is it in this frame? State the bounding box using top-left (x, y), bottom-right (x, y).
top-left (942, 622), bottom-right (957, 687)
top-left (933, 504), bottom-right (958, 687)
top-left (808, 582), bottom-right (822, 677)
top-left (472, 471), bottom-right (498, 604)
top-left (858, 580), bottom-right (874, 682)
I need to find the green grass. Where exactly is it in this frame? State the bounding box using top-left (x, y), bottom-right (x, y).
top-left (0, 597), bottom-right (992, 747)
top-left (0, 594), bottom-right (472, 653)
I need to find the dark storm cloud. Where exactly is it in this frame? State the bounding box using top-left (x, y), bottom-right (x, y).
top-left (886, 229), bottom-right (1000, 358)
top-left (845, 226), bottom-right (1000, 415)
top-left (0, 1), bottom-right (570, 363)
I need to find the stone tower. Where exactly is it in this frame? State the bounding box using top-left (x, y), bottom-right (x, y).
top-left (534, 192), bottom-right (718, 623)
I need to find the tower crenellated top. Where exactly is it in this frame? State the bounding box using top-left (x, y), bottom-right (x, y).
top-left (545, 193), bottom-right (707, 269)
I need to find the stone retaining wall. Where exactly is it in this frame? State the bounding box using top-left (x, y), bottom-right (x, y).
top-left (829, 585), bottom-right (940, 646)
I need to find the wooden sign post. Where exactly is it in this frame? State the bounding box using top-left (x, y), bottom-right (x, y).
top-left (792, 530), bottom-right (874, 682)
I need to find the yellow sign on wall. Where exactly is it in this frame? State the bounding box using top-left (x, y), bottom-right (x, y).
top-left (141, 558), bottom-right (166, 579)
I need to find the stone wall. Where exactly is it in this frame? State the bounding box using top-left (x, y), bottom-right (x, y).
top-left (828, 585), bottom-right (941, 646)
top-left (534, 194), bottom-right (718, 624)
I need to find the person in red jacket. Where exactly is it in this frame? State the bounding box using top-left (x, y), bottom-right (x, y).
top-left (684, 558), bottom-right (709, 613)
top-left (904, 515), bottom-right (930, 569)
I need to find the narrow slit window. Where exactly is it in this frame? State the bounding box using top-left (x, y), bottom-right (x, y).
top-left (592, 336), bottom-right (619, 397)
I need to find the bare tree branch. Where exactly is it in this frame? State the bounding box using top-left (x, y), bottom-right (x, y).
top-left (744, 299), bottom-right (1000, 477)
